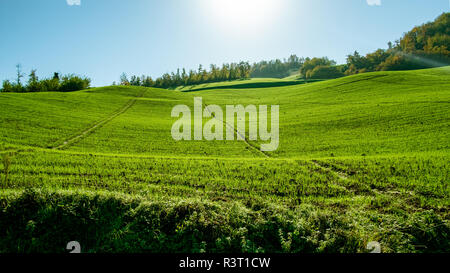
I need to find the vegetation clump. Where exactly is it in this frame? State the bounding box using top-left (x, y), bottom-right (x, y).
top-left (0, 189), bottom-right (448, 253)
top-left (1, 66), bottom-right (90, 93)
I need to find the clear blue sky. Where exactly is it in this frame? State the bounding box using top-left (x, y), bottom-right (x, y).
top-left (1, 0), bottom-right (448, 86)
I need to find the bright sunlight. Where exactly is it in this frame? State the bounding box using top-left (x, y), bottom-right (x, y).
top-left (203, 0), bottom-right (282, 35)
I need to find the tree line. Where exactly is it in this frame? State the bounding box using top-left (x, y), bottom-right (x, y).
top-left (3, 13), bottom-right (446, 92)
top-left (122, 12), bottom-right (448, 89)
top-left (344, 12), bottom-right (449, 74)
top-left (289, 12), bottom-right (449, 80)
top-left (250, 54), bottom-right (304, 78)
top-left (118, 62), bottom-right (252, 89)
top-left (118, 56), bottom-right (307, 89)
top-left (1, 64), bottom-right (91, 93)
top-left (120, 54), bottom-right (341, 89)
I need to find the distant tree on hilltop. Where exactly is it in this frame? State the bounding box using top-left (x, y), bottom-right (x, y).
top-left (120, 73), bottom-right (129, 86)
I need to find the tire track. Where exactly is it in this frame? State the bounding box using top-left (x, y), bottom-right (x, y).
top-left (52, 92), bottom-right (145, 150)
top-left (311, 160), bottom-right (349, 180)
top-left (204, 104), bottom-right (270, 158)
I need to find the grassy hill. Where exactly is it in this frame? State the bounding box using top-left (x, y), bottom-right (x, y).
top-left (0, 67), bottom-right (449, 253)
top-left (283, 73), bottom-right (303, 80)
top-left (174, 77), bottom-right (325, 92)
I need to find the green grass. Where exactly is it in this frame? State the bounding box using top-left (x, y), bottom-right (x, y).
top-left (283, 73), bottom-right (303, 80)
top-left (0, 67), bottom-right (449, 253)
top-left (174, 78), bottom-right (321, 92)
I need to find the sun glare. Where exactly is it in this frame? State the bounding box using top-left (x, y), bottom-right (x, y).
top-left (204, 0), bottom-right (281, 35)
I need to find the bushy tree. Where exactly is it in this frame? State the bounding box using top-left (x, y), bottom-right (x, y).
top-left (307, 66), bottom-right (344, 79)
top-left (300, 57), bottom-right (336, 79)
top-left (59, 74), bottom-right (91, 92)
top-left (1, 81), bottom-right (24, 93)
top-left (120, 73), bottom-right (129, 86)
top-left (27, 69), bottom-right (41, 92)
top-left (1, 80), bottom-right (13, 92)
top-left (142, 76), bottom-right (154, 87)
top-left (130, 75), bottom-right (141, 86)
top-left (40, 78), bottom-right (60, 91)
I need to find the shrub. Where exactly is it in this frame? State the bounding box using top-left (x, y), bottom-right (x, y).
top-left (307, 66), bottom-right (345, 79)
top-left (59, 74), bottom-right (91, 92)
top-left (1, 80), bottom-right (13, 92)
top-left (26, 70), bottom-right (42, 92)
top-left (39, 78), bottom-right (60, 91)
top-left (1, 80), bottom-right (25, 92)
top-left (1, 68), bottom-right (91, 93)
top-left (1, 189), bottom-right (448, 253)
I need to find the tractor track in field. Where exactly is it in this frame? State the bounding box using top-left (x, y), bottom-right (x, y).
top-left (52, 92), bottom-right (145, 150)
top-left (48, 94), bottom-right (348, 182)
top-left (204, 104), bottom-right (270, 158)
top-left (311, 160), bottom-right (349, 180)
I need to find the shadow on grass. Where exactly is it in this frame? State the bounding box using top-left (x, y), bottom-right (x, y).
top-left (182, 79), bottom-right (323, 92)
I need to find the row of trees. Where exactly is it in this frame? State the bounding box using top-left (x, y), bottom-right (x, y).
top-left (119, 62), bottom-right (252, 89)
top-left (119, 55), bottom-right (309, 89)
top-left (119, 55), bottom-right (345, 89)
top-left (121, 13), bottom-right (449, 89)
top-left (2, 14), bottom-right (447, 92)
top-left (250, 54), bottom-right (304, 78)
top-left (1, 64), bottom-right (91, 93)
top-left (285, 13), bottom-right (450, 80)
top-left (345, 12), bottom-right (449, 74)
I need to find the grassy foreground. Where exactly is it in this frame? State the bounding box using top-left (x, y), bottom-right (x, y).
top-left (0, 67), bottom-right (449, 253)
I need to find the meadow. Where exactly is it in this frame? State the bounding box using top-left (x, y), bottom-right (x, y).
top-left (0, 67), bottom-right (448, 253)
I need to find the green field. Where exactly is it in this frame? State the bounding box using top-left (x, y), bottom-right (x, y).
top-left (0, 67), bottom-right (449, 253)
top-left (173, 77), bottom-right (319, 92)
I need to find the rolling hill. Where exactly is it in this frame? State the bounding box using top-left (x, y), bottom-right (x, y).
top-left (0, 67), bottom-right (449, 253)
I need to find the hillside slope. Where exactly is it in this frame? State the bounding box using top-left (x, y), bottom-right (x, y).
top-left (198, 66), bottom-right (450, 158)
top-left (0, 67), bottom-right (448, 253)
top-left (1, 67), bottom-right (448, 158)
